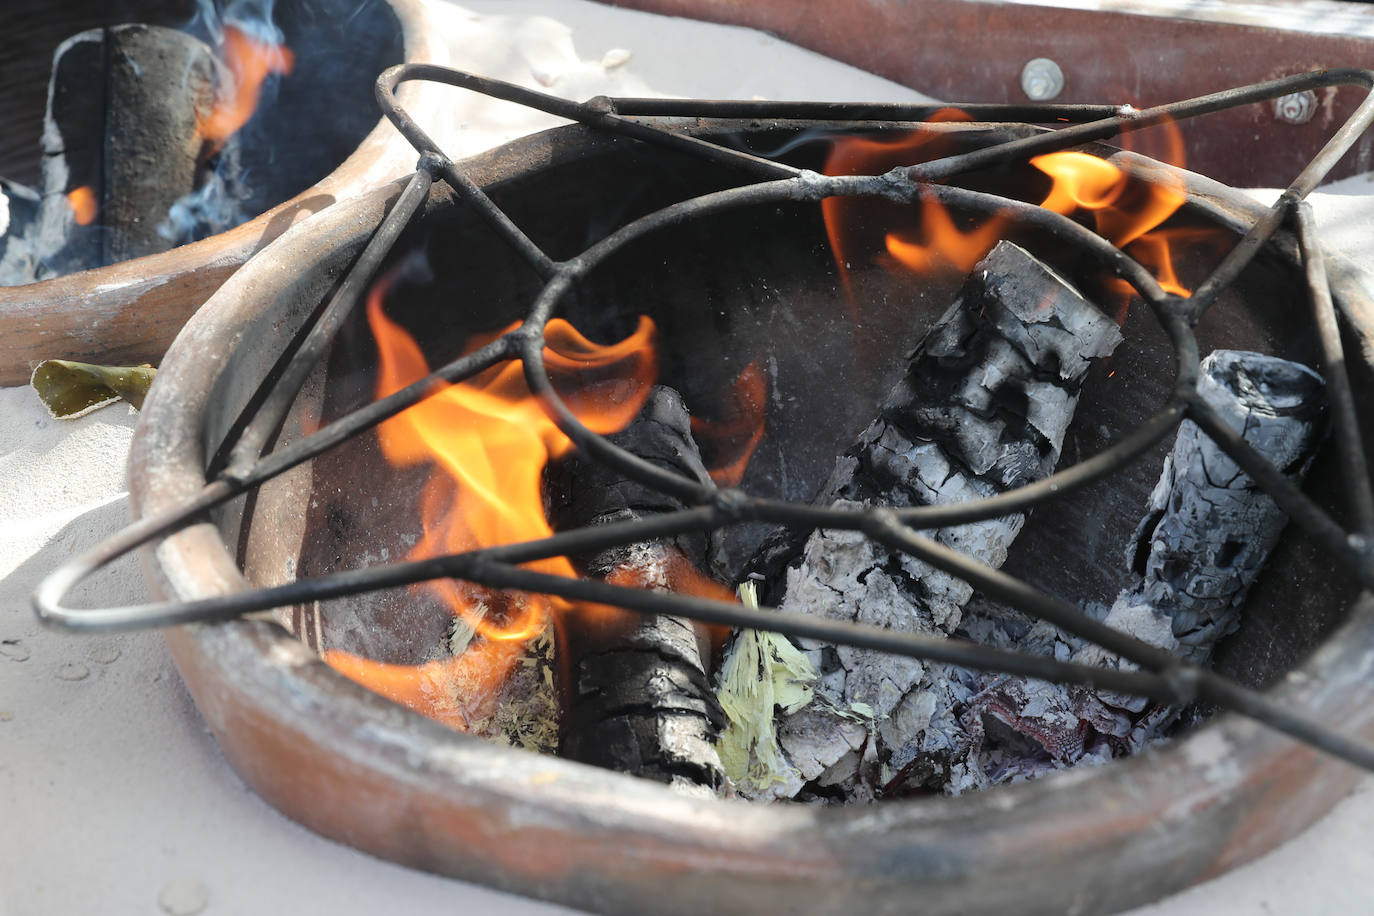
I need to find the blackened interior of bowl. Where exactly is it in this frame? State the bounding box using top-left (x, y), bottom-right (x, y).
top-left (251, 123), bottom-right (1363, 726)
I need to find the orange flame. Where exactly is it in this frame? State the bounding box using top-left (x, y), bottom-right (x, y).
top-left (885, 194), bottom-right (1011, 275)
top-left (1032, 151), bottom-right (1186, 252)
top-left (822, 110), bottom-right (1000, 304)
top-left (1131, 226), bottom-right (1227, 298)
top-left (690, 361), bottom-right (768, 488)
top-left (586, 548), bottom-right (737, 660)
top-left (1032, 115), bottom-right (1192, 309)
top-left (1118, 113), bottom-right (1188, 174)
top-left (66, 186), bottom-right (97, 226)
top-left (661, 550), bottom-right (737, 660)
top-left (198, 25), bottom-right (295, 148)
top-left (821, 113), bottom-right (1196, 325)
top-left (325, 641), bottom-right (529, 730)
top-left (324, 277), bottom-right (659, 727)
top-left (1032, 149), bottom-right (1189, 307)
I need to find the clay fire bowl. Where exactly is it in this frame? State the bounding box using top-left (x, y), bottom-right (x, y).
top-left (131, 120), bottom-right (1374, 915)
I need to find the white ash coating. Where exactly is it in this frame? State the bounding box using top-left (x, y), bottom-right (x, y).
top-left (733, 242), bottom-right (1122, 800)
top-left (965, 349), bottom-right (1326, 786)
top-left (1121, 350), bottom-right (1326, 663)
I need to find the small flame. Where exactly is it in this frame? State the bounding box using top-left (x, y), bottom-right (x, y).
top-left (1127, 232), bottom-right (1188, 298)
top-left (1032, 115), bottom-right (1192, 309)
top-left (1117, 113), bottom-right (1188, 174)
top-left (690, 361), bottom-right (768, 488)
top-left (821, 114), bottom-right (1197, 317)
top-left (325, 276), bottom-right (659, 726)
top-left (1128, 226), bottom-right (1227, 299)
top-left (66, 187), bottom-right (97, 226)
top-left (324, 642), bottom-right (529, 731)
top-left (660, 550), bottom-right (737, 659)
top-left (885, 194), bottom-right (1010, 275)
top-left (589, 548), bottom-right (737, 658)
top-left (197, 25), bottom-right (295, 148)
top-left (1032, 151), bottom-right (1186, 252)
top-left (822, 110), bottom-right (996, 304)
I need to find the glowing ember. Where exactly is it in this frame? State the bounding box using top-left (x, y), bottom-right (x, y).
top-left (66, 187), bottom-right (97, 226)
top-left (197, 25), bottom-right (295, 149)
top-left (324, 276), bottom-right (659, 727)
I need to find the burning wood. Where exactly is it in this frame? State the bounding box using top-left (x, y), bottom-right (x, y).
top-left (731, 240), bottom-right (1124, 800)
top-left (548, 386), bottom-right (730, 795)
top-left (323, 293), bottom-right (659, 745)
top-left (444, 616), bottom-right (560, 754)
top-left (964, 349), bottom-right (1328, 784)
top-left (2, 26), bottom-right (224, 280)
top-left (0, 19), bottom-right (290, 286)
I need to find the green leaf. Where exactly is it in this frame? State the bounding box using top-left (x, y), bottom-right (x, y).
top-left (30, 360), bottom-right (156, 419)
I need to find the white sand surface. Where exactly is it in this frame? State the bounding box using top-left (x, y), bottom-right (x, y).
top-left (2, 2), bottom-right (1372, 914)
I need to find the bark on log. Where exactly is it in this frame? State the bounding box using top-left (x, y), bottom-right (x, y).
top-left (736, 240), bottom-right (1123, 800)
top-left (963, 349), bottom-right (1327, 786)
top-left (547, 386), bottom-right (729, 795)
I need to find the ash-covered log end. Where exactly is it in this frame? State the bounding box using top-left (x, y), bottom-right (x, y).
top-left (547, 386), bottom-right (729, 794)
top-left (967, 349), bottom-right (1328, 783)
top-left (1123, 349), bottom-right (1327, 663)
top-left (560, 610), bottom-right (728, 791)
top-left (1201, 349), bottom-right (1327, 425)
top-left (889, 240), bottom-right (1123, 493)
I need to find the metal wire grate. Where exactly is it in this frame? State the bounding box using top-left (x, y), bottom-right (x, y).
top-left (34, 65), bottom-right (1374, 772)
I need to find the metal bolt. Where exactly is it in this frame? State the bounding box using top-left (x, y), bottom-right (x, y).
top-left (1274, 89), bottom-right (1318, 125)
top-left (1021, 58), bottom-right (1064, 101)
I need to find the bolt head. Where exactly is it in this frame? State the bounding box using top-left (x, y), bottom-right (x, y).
top-left (1274, 90), bottom-right (1318, 125)
top-left (1021, 58), bottom-right (1065, 102)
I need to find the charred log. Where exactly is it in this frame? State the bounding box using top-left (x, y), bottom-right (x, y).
top-left (547, 386), bottom-right (729, 794)
top-left (964, 349), bottom-right (1328, 785)
top-left (735, 240), bottom-right (1123, 800)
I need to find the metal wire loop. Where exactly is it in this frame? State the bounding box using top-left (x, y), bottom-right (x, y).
top-left (31, 65), bottom-right (1374, 772)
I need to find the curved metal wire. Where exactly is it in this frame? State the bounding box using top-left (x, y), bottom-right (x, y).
top-left (32, 65), bottom-right (1374, 772)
